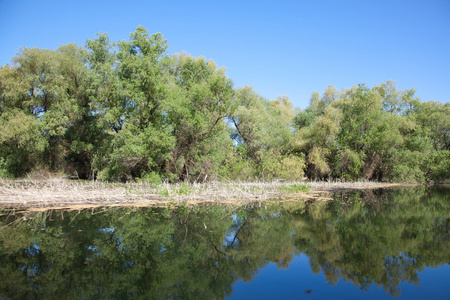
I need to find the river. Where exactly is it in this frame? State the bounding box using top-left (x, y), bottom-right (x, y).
top-left (0, 185), bottom-right (448, 299)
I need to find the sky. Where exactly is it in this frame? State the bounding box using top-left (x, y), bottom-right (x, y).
top-left (0, 0), bottom-right (449, 109)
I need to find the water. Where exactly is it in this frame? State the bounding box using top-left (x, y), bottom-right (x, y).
top-left (0, 186), bottom-right (448, 299)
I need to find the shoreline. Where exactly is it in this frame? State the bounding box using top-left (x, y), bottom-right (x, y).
top-left (0, 178), bottom-right (428, 211)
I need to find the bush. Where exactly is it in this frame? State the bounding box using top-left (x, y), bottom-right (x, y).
top-left (335, 149), bottom-right (365, 180)
top-left (137, 171), bottom-right (163, 185)
top-left (426, 150), bottom-right (450, 181)
top-left (307, 147), bottom-right (331, 179)
top-left (261, 152), bottom-right (305, 180)
top-left (390, 150), bottom-right (425, 182)
top-left (0, 157), bottom-right (12, 178)
top-left (219, 151), bottom-right (255, 180)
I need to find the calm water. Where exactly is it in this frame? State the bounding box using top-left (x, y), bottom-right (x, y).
top-left (0, 186), bottom-right (449, 299)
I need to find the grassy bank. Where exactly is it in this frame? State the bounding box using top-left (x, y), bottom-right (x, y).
top-left (0, 177), bottom-right (414, 210)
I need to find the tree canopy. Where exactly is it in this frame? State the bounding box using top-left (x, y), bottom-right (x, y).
top-left (1, 27), bottom-right (448, 182)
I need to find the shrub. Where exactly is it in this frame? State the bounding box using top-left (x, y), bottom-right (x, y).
top-left (137, 171), bottom-right (163, 185)
top-left (0, 158), bottom-right (12, 178)
top-left (261, 152), bottom-right (305, 180)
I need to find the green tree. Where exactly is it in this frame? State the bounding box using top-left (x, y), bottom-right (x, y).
top-left (293, 88), bottom-right (341, 179)
top-left (230, 87), bottom-right (304, 180)
top-left (164, 53), bottom-right (235, 181)
top-left (97, 27), bottom-right (175, 181)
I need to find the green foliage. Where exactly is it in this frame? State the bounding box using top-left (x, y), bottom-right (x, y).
top-left (335, 148), bottom-right (365, 180)
top-left (230, 87), bottom-right (304, 180)
top-left (0, 26), bottom-right (448, 182)
top-left (218, 149), bottom-right (255, 180)
top-left (0, 157), bottom-right (11, 178)
top-left (0, 108), bottom-right (46, 177)
top-left (388, 150), bottom-right (425, 182)
top-left (137, 171), bottom-right (163, 185)
top-left (164, 53), bottom-right (236, 181)
top-left (159, 186), bottom-right (170, 197)
top-left (279, 183), bottom-right (309, 193)
top-left (294, 81), bottom-right (449, 182)
top-left (176, 182), bottom-right (192, 196)
top-left (307, 147), bottom-right (332, 179)
top-left (260, 151), bottom-right (305, 180)
top-left (427, 150), bottom-right (450, 180)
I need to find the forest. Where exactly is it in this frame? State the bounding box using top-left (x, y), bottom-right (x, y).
top-left (0, 26), bottom-right (449, 182)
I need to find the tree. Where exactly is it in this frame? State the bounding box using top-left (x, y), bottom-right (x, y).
top-left (231, 87), bottom-right (304, 180)
top-left (165, 53), bottom-right (235, 181)
top-left (293, 89), bottom-right (341, 179)
top-left (97, 27), bottom-right (175, 181)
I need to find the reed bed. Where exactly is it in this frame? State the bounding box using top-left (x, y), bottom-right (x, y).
top-left (0, 177), bottom-right (400, 209)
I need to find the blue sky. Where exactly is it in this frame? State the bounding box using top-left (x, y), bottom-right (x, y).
top-left (1, 0), bottom-right (449, 109)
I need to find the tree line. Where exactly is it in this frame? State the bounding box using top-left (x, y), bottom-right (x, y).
top-left (0, 26), bottom-right (448, 182)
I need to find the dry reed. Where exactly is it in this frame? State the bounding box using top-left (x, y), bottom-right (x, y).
top-left (0, 177), bottom-right (403, 210)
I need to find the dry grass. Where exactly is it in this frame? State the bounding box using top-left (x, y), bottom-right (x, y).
top-left (0, 177), bottom-right (406, 210)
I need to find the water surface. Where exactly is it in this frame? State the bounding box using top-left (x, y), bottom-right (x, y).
top-left (0, 186), bottom-right (448, 299)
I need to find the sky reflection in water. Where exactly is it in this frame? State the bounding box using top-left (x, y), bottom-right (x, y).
top-left (230, 255), bottom-right (450, 300)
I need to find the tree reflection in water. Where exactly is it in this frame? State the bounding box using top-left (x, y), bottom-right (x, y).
top-left (0, 186), bottom-right (448, 299)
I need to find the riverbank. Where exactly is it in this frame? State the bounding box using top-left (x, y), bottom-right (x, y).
top-left (0, 178), bottom-right (419, 210)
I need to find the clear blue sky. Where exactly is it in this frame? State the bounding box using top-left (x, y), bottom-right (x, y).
top-left (1, 0), bottom-right (449, 109)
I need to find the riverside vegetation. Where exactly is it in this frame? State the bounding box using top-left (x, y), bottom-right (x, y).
top-left (0, 26), bottom-right (449, 184)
